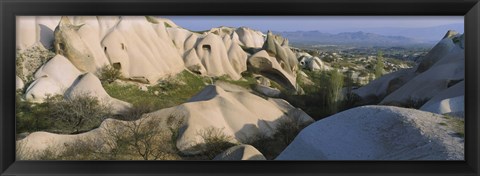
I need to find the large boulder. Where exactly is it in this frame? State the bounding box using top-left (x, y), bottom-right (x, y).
top-left (234, 27), bottom-right (265, 48)
top-left (101, 16), bottom-right (185, 84)
top-left (25, 55), bottom-right (82, 102)
top-left (415, 32), bottom-right (457, 73)
top-left (352, 68), bottom-right (415, 104)
top-left (65, 73), bottom-right (132, 114)
top-left (421, 96), bottom-right (464, 117)
top-left (276, 105), bottom-right (464, 160)
top-left (195, 33), bottom-right (242, 80)
top-left (380, 43), bottom-right (464, 105)
top-left (174, 85), bottom-right (313, 154)
top-left (16, 76), bottom-right (24, 91)
top-left (248, 50), bottom-right (298, 91)
top-left (54, 16), bottom-right (99, 73)
top-left (420, 80), bottom-right (464, 115)
top-left (298, 55), bottom-right (331, 71)
top-left (213, 145), bottom-right (266, 160)
top-left (16, 118), bottom-right (125, 160)
top-left (262, 31), bottom-right (298, 76)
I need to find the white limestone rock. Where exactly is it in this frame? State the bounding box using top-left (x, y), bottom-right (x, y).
top-left (16, 76), bottom-right (24, 91)
top-left (25, 55), bottom-right (82, 102)
top-left (420, 80), bottom-right (464, 115)
top-left (65, 73), bottom-right (132, 114)
top-left (248, 50), bottom-right (297, 91)
top-left (276, 105), bottom-right (464, 160)
top-left (175, 85), bottom-right (313, 154)
top-left (380, 44), bottom-right (464, 105)
top-left (101, 16), bottom-right (185, 83)
top-left (234, 27), bottom-right (265, 48)
top-left (195, 33), bottom-right (242, 80)
top-left (213, 145), bottom-right (266, 160)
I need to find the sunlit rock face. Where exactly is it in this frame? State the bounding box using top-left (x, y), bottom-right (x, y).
top-left (17, 85), bottom-right (313, 159)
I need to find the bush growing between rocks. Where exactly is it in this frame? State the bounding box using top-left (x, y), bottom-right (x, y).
top-left (246, 117), bottom-right (312, 160)
top-left (16, 46), bottom-right (56, 86)
top-left (193, 127), bottom-right (237, 160)
top-left (16, 92), bottom-right (53, 134)
top-left (102, 115), bottom-right (183, 160)
top-left (116, 101), bottom-right (157, 121)
top-left (99, 65), bottom-right (122, 84)
top-left (48, 94), bottom-right (112, 134)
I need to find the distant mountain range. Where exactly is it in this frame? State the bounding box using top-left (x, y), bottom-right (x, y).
top-left (358, 23), bottom-right (464, 43)
top-left (276, 31), bottom-right (428, 47)
top-left (274, 23), bottom-right (464, 47)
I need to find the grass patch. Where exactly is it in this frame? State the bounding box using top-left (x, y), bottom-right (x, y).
top-left (443, 115), bottom-right (464, 138)
top-left (104, 71), bottom-right (207, 111)
top-left (16, 92), bottom-right (54, 134)
top-left (215, 73), bottom-right (256, 89)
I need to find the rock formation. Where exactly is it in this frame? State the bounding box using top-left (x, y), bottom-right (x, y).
top-left (213, 145), bottom-right (266, 160)
top-left (248, 50), bottom-right (298, 91)
top-left (276, 105), bottom-right (464, 160)
top-left (16, 76), bottom-right (24, 90)
top-left (353, 31), bottom-right (464, 107)
top-left (65, 73), bottom-right (132, 114)
top-left (176, 85), bottom-right (313, 154)
top-left (17, 84), bottom-right (313, 159)
top-left (25, 55), bottom-right (82, 102)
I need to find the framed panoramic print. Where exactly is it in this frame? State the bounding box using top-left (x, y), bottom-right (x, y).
top-left (1, 0), bottom-right (480, 175)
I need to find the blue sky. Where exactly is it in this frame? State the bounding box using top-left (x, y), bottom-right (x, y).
top-left (164, 16), bottom-right (463, 33)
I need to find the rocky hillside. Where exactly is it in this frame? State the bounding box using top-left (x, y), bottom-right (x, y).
top-left (15, 16), bottom-right (464, 161)
top-left (276, 30), bottom-right (465, 160)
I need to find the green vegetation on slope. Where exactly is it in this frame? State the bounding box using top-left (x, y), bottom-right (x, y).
top-left (16, 93), bottom-right (111, 135)
top-left (104, 71), bottom-right (208, 111)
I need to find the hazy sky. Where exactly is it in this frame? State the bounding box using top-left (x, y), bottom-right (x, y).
top-left (165, 16), bottom-right (463, 33)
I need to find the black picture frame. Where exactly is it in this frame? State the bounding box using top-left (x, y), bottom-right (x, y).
top-left (1, 0), bottom-right (479, 175)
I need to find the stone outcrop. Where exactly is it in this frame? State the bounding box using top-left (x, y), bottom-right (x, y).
top-left (276, 105), bottom-right (464, 160)
top-left (213, 145), bottom-right (266, 160)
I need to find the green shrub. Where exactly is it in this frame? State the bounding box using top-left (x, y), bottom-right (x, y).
top-left (246, 117), bottom-right (311, 160)
top-left (48, 94), bottom-right (112, 134)
top-left (443, 115), bottom-right (465, 138)
top-left (16, 92), bottom-right (55, 134)
top-left (195, 127), bottom-right (236, 160)
top-left (16, 46), bottom-right (55, 86)
top-left (97, 115), bottom-right (185, 160)
top-left (99, 65), bottom-right (122, 84)
top-left (104, 71), bottom-right (207, 110)
top-left (117, 101), bottom-right (157, 121)
top-left (374, 51), bottom-right (385, 79)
